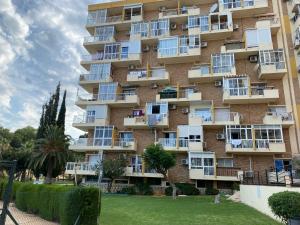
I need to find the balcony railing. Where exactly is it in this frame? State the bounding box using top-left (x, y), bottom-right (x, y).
top-left (83, 35), bottom-right (113, 44)
top-left (65, 162), bottom-right (97, 174)
top-left (79, 73), bottom-right (111, 82)
top-left (266, 111), bottom-right (293, 121)
top-left (71, 138), bottom-right (135, 148)
top-left (224, 86), bottom-right (274, 96)
top-left (158, 138), bottom-right (201, 148)
top-left (77, 92), bottom-right (136, 102)
top-left (81, 52), bottom-right (140, 62)
top-left (216, 167), bottom-right (241, 177)
top-left (127, 68), bottom-right (167, 80)
top-left (227, 139), bottom-right (253, 148)
top-left (255, 139), bottom-right (283, 148)
top-left (73, 114), bottom-right (95, 124)
top-left (160, 7), bottom-right (195, 17)
top-left (189, 112), bottom-right (239, 122)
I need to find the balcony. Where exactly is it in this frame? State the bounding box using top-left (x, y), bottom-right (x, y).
top-left (223, 86), bottom-right (279, 104)
top-left (125, 166), bottom-right (164, 178)
top-left (256, 49), bottom-right (287, 79)
top-left (124, 114), bottom-right (169, 129)
top-left (65, 162), bottom-right (97, 176)
top-left (81, 52), bottom-right (141, 69)
top-left (158, 138), bottom-right (204, 152)
top-left (225, 139), bottom-right (286, 154)
top-left (73, 114), bottom-right (109, 131)
top-left (69, 138), bottom-right (137, 152)
top-left (79, 73), bottom-right (112, 92)
top-left (189, 112), bottom-right (240, 127)
top-left (188, 65), bottom-right (236, 83)
top-left (158, 7), bottom-right (200, 22)
top-left (189, 167), bottom-right (241, 181)
top-left (127, 67), bottom-right (170, 86)
top-left (219, 0), bottom-right (268, 18)
top-left (263, 111), bottom-right (294, 128)
top-left (76, 93), bottom-right (140, 109)
top-left (156, 89), bottom-right (202, 106)
top-left (83, 35), bottom-right (115, 52)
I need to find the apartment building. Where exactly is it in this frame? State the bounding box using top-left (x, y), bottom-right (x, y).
top-left (65, 0), bottom-right (300, 190)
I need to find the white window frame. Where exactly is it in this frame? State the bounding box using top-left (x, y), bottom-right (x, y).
top-left (212, 53), bottom-right (235, 73)
top-left (94, 126), bottom-right (113, 146)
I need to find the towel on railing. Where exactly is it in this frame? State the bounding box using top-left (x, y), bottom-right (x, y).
top-left (231, 139), bottom-right (242, 148)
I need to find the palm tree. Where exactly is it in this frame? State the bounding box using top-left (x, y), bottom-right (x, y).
top-left (30, 125), bottom-right (70, 184)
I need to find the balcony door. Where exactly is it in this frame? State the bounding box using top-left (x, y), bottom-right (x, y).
top-left (94, 126), bottom-right (113, 146)
top-left (99, 82), bottom-right (117, 101)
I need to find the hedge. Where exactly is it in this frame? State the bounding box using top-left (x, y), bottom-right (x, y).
top-left (165, 183), bottom-right (200, 196)
top-left (0, 180), bottom-right (100, 225)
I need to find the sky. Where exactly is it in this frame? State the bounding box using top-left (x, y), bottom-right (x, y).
top-left (0, 0), bottom-right (113, 138)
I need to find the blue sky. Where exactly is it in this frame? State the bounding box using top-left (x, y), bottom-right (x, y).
top-left (0, 0), bottom-right (112, 138)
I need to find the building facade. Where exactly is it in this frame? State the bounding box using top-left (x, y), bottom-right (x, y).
top-left (65, 0), bottom-right (300, 190)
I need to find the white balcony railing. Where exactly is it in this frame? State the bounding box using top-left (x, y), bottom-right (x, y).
top-left (83, 35), bottom-right (113, 43)
top-left (73, 114), bottom-right (95, 124)
top-left (77, 92), bottom-right (137, 102)
top-left (266, 111), bottom-right (293, 121)
top-left (81, 52), bottom-right (140, 62)
top-left (65, 162), bottom-right (97, 174)
top-left (158, 138), bottom-right (201, 148)
top-left (79, 73), bottom-right (111, 82)
top-left (71, 138), bottom-right (135, 148)
top-left (227, 139), bottom-right (253, 148)
top-left (189, 112), bottom-right (239, 122)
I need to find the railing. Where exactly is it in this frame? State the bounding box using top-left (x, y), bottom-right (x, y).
top-left (65, 162), bottom-right (97, 173)
top-left (224, 87), bottom-right (248, 96)
top-left (71, 138), bottom-right (135, 148)
top-left (228, 139), bottom-right (253, 148)
top-left (106, 15), bottom-right (123, 23)
top-left (73, 114), bottom-right (96, 123)
top-left (265, 111), bottom-right (293, 121)
top-left (127, 68), bottom-right (167, 80)
top-left (83, 35), bottom-right (113, 43)
top-left (81, 52), bottom-right (140, 62)
top-left (255, 139), bottom-right (283, 148)
top-left (222, 0), bottom-right (265, 9)
top-left (189, 112), bottom-right (239, 122)
top-left (211, 22), bottom-right (229, 31)
top-left (77, 93), bottom-right (137, 102)
top-left (159, 90), bottom-right (197, 99)
top-left (158, 138), bottom-right (201, 148)
top-left (160, 7), bottom-right (195, 17)
top-left (190, 66), bottom-right (210, 76)
top-left (79, 73), bottom-right (111, 82)
top-left (212, 65), bottom-right (235, 74)
top-left (251, 86), bottom-right (274, 95)
top-left (217, 167), bottom-right (241, 177)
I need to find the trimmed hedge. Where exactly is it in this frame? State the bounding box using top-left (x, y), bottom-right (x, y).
top-left (165, 183), bottom-right (200, 196)
top-left (0, 180), bottom-right (100, 225)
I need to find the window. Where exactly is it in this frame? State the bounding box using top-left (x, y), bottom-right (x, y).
top-left (223, 77), bottom-right (248, 96)
top-left (159, 37), bottom-right (178, 56)
top-left (274, 159), bottom-right (291, 171)
top-left (259, 49), bottom-right (285, 69)
top-left (189, 35), bottom-right (200, 48)
top-left (150, 19), bottom-right (169, 37)
top-left (86, 110), bottom-right (96, 123)
top-left (131, 155), bottom-right (142, 173)
top-left (95, 26), bottom-right (114, 41)
top-left (89, 63), bottom-right (111, 80)
top-left (120, 132), bottom-right (133, 141)
top-left (195, 108), bottom-right (212, 121)
top-left (217, 158), bottom-right (233, 168)
top-left (87, 9), bottom-right (107, 25)
top-left (212, 53), bottom-right (235, 73)
top-left (189, 152), bottom-right (214, 176)
top-left (99, 82), bottom-right (117, 100)
top-left (131, 22), bottom-right (149, 37)
top-left (254, 125), bottom-right (283, 148)
top-left (124, 4), bottom-right (142, 21)
top-left (222, 0), bottom-right (241, 9)
top-left (104, 43), bottom-right (120, 59)
top-left (245, 28), bottom-right (271, 48)
top-left (94, 126), bottom-right (113, 146)
top-left (188, 16), bottom-right (209, 32)
top-left (226, 125), bottom-right (253, 148)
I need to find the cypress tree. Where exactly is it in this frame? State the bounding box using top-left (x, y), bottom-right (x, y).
top-left (36, 104), bottom-right (45, 139)
top-left (57, 90), bottom-right (67, 132)
top-left (51, 82), bottom-right (60, 124)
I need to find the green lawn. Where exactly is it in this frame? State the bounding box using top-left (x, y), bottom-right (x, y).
top-left (100, 195), bottom-right (281, 225)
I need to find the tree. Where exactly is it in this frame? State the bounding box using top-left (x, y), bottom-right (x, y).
top-left (57, 90), bottom-right (66, 132)
top-left (102, 158), bottom-right (126, 193)
top-left (143, 144), bottom-right (176, 199)
top-left (30, 125), bottom-right (70, 184)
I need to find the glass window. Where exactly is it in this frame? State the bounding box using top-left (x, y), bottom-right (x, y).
top-left (212, 53), bottom-right (235, 73)
top-left (159, 37), bottom-right (178, 56)
top-left (94, 126), bottom-right (113, 146)
top-left (195, 108), bottom-right (212, 121)
top-left (99, 82), bottom-right (117, 100)
top-left (89, 63), bottom-right (111, 80)
top-left (150, 19), bottom-right (169, 37)
top-left (95, 26), bottom-right (114, 41)
top-left (223, 77), bottom-right (248, 96)
top-left (131, 22), bottom-right (148, 37)
top-left (217, 159), bottom-right (234, 167)
top-left (245, 28), bottom-right (271, 48)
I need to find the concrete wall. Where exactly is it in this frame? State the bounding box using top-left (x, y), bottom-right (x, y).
top-left (240, 184), bottom-right (300, 220)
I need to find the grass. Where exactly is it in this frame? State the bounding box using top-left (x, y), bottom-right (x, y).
top-left (100, 195), bottom-right (282, 225)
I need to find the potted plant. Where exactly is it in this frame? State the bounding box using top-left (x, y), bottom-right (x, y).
top-left (268, 191), bottom-right (300, 225)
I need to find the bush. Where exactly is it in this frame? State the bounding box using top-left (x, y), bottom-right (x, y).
top-left (175, 183), bottom-right (200, 195)
top-left (135, 183), bottom-right (153, 195)
top-left (268, 191), bottom-right (300, 224)
top-left (232, 182), bottom-right (240, 191)
top-left (0, 179), bottom-right (23, 201)
top-left (165, 187), bottom-right (173, 196)
top-left (15, 183), bottom-right (100, 225)
top-left (205, 187), bottom-right (219, 195)
top-left (120, 186), bottom-right (136, 195)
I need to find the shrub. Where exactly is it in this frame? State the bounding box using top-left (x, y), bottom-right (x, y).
top-left (165, 186), bottom-right (173, 196)
top-left (135, 183), bottom-right (153, 195)
top-left (120, 186), bottom-right (136, 195)
top-left (15, 183), bottom-right (100, 225)
top-left (268, 191), bottom-right (300, 224)
top-left (232, 182), bottom-right (240, 191)
top-left (205, 187), bottom-right (219, 195)
top-left (175, 183), bottom-right (200, 195)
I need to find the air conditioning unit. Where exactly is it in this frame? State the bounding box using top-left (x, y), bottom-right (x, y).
top-left (244, 171), bottom-right (254, 178)
top-left (151, 83), bottom-right (158, 89)
top-left (170, 23), bottom-right (177, 30)
top-left (233, 24), bottom-right (239, 31)
top-left (153, 45), bottom-right (158, 52)
top-left (295, 39), bottom-right (300, 49)
top-left (143, 45), bottom-right (150, 52)
top-left (181, 158), bottom-right (188, 165)
top-left (201, 41), bottom-right (208, 48)
top-left (216, 133), bottom-right (225, 140)
top-left (182, 23), bottom-right (188, 31)
top-left (169, 104), bottom-right (177, 110)
top-left (249, 55), bottom-right (258, 63)
top-left (215, 80), bottom-right (223, 87)
top-left (128, 64), bottom-right (136, 70)
top-left (182, 108), bottom-right (189, 114)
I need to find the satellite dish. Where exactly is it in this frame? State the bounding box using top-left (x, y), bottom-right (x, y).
top-left (209, 3), bottom-right (219, 13)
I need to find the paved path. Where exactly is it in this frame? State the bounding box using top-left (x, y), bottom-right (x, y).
top-left (0, 202), bottom-right (59, 225)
